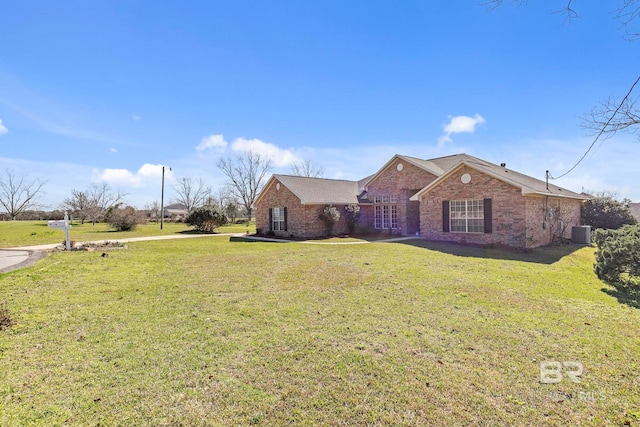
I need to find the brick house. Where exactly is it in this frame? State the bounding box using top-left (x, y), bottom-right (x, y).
top-left (254, 174), bottom-right (367, 237)
top-left (629, 203), bottom-right (640, 223)
top-left (254, 153), bottom-right (587, 248)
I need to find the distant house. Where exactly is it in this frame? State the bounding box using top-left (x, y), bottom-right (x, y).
top-left (163, 203), bottom-right (189, 220)
top-left (255, 154), bottom-right (588, 248)
top-left (629, 203), bottom-right (640, 223)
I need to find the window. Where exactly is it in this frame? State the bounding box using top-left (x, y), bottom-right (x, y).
top-left (391, 205), bottom-right (398, 229)
top-left (450, 200), bottom-right (484, 233)
top-left (382, 205), bottom-right (389, 228)
top-left (373, 194), bottom-right (398, 230)
top-left (272, 207), bottom-right (286, 231)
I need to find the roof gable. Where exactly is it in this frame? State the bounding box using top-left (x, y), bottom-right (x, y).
top-left (363, 154), bottom-right (443, 188)
top-left (256, 174), bottom-right (360, 206)
top-left (410, 157), bottom-right (587, 201)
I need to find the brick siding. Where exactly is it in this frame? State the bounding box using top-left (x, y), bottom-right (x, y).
top-left (255, 179), bottom-right (351, 238)
top-left (417, 165), bottom-right (582, 248)
top-left (525, 196), bottom-right (582, 247)
top-left (257, 162), bottom-right (583, 245)
top-left (366, 159), bottom-right (438, 235)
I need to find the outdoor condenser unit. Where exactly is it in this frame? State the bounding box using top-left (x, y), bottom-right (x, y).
top-left (571, 225), bottom-right (591, 245)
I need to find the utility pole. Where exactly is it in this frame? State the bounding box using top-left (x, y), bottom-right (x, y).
top-left (160, 165), bottom-right (172, 229)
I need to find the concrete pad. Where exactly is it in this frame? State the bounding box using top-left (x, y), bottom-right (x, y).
top-left (0, 250), bottom-right (32, 272)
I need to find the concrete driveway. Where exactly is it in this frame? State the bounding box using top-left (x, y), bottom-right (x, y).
top-left (0, 249), bottom-right (46, 273)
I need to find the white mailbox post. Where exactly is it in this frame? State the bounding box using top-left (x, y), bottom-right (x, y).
top-left (48, 212), bottom-right (72, 250)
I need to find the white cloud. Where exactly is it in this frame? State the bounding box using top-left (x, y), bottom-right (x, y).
top-left (95, 168), bottom-right (140, 186)
top-left (230, 137), bottom-right (300, 167)
top-left (110, 147), bottom-right (117, 154)
top-left (438, 114), bottom-right (485, 146)
top-left (94, 163), bottom-right (173, 188)
top-left (132, 114), bottom-right (141, 121)
top-left (138, 163), bottom-right (173, 179)
top-left (196, 134), bottom-right (228, 152)
top-left (0, 119), bottom-right (7, 136)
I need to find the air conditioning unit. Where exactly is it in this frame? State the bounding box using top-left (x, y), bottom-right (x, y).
top-left (571, 225), bottom-right (591, 245)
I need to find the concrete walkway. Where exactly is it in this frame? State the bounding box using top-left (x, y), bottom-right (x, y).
top-left (236, 235), bottom-right (417, 245)
top-left (7, 232), bottom-right (239, 251)
top-left (0, 233), bottom-right (239, 274)
top-left (0, 233), bottom-right (418, 274)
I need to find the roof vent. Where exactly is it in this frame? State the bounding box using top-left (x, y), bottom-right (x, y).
top-left (500, 163), bottom-right (506, 167)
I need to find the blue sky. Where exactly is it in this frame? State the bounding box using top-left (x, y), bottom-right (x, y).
top-left (1, 1), bottom-right (639, 209)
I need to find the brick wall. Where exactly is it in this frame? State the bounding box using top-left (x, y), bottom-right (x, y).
top-left (418, 165), bottom-right (583, 248)
top-left (255, 179), bottom-right (303, 237)
top-left (301, 205), bottom-right (350, 237)
top-left (525, 196), bottom-right (582, 247)
top-left (419, 165), bottom-right (528, 247)
top-left (366, 158), bottom-right (438, 235)
top-left (255, 178), bottom-right (351, 238)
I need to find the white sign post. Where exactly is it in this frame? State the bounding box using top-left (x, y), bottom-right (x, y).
top-left (48, 212), bottom-right (72, 250)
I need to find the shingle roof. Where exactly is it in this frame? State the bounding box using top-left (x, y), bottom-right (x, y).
top-left (257, 153), bottom-right (586, 207)
top-left (395, 155), bottom-right (445, 176)
top-left (410, 153), bottom-right (587, 200)
top-left (273, 174), bottom-right (361, 205)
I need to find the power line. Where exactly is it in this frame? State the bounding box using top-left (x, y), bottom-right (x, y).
top-left (549, 74), bottom-right (640, 180)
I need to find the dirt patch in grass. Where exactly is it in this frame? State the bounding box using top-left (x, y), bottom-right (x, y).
top-left (0, 301), bottom-right (16, 330)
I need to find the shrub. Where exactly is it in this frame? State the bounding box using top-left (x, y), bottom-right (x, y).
top-left (318, 205), bottom-right (340, 236)
top-left (105, 204), bottom-right (144, 231)
top-left (0, 301), bottom-right (16, 330)
top-left (344, 203), bottom-right (361, 234)
top-left (593, 224), bottom-right (640, 283)
top-left (185, 206), bottom-right (227, 233)
top-left (581, 193), bottom-right (636, 230)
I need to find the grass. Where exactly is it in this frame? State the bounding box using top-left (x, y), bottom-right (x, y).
top-left (0, 238), bottom-right (639, 425)
top-left (0, 220), bottom-right (255, 248)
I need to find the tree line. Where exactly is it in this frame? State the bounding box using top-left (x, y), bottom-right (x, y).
top-left (0, 152), bottom-right (323, 224)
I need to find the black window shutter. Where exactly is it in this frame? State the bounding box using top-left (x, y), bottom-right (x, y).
top-left (283, 207), bottom-right (288, 231)
top-left (268, 208), bottom-right (273, 231)
top-left (442, 200), bottom-right (450, 232)
top-left (484, 198), bottom-right (492, 234)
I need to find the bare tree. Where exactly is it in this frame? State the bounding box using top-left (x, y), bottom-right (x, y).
top-left (61, 189), bottom-right (91, 224)
top-left (172, 177), bottom-right (211, 212)
top-left (290, 159), bottom-right (324, 178)
top-left (66, 183), bottom-right (126, 225)
top-left (0, 170), bottom-right (46, 220)
top-left (481, 1), bottom-right (578, 20)
top-left (144, 200), bottom-right (161, 222)
top-left (583, 80), bottom-right (640, 140)
top-left (483, 0), bottom-right (640, 141)
top-left (90, 183), bottom-right (126, 210)
top-left (218, 151), bottom-right (272, 221)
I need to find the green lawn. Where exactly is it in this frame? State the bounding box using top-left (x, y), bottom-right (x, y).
top-left (1, 238), bottom-right (639, 425)
top-left (0, 220), bottom-right (255, 248)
